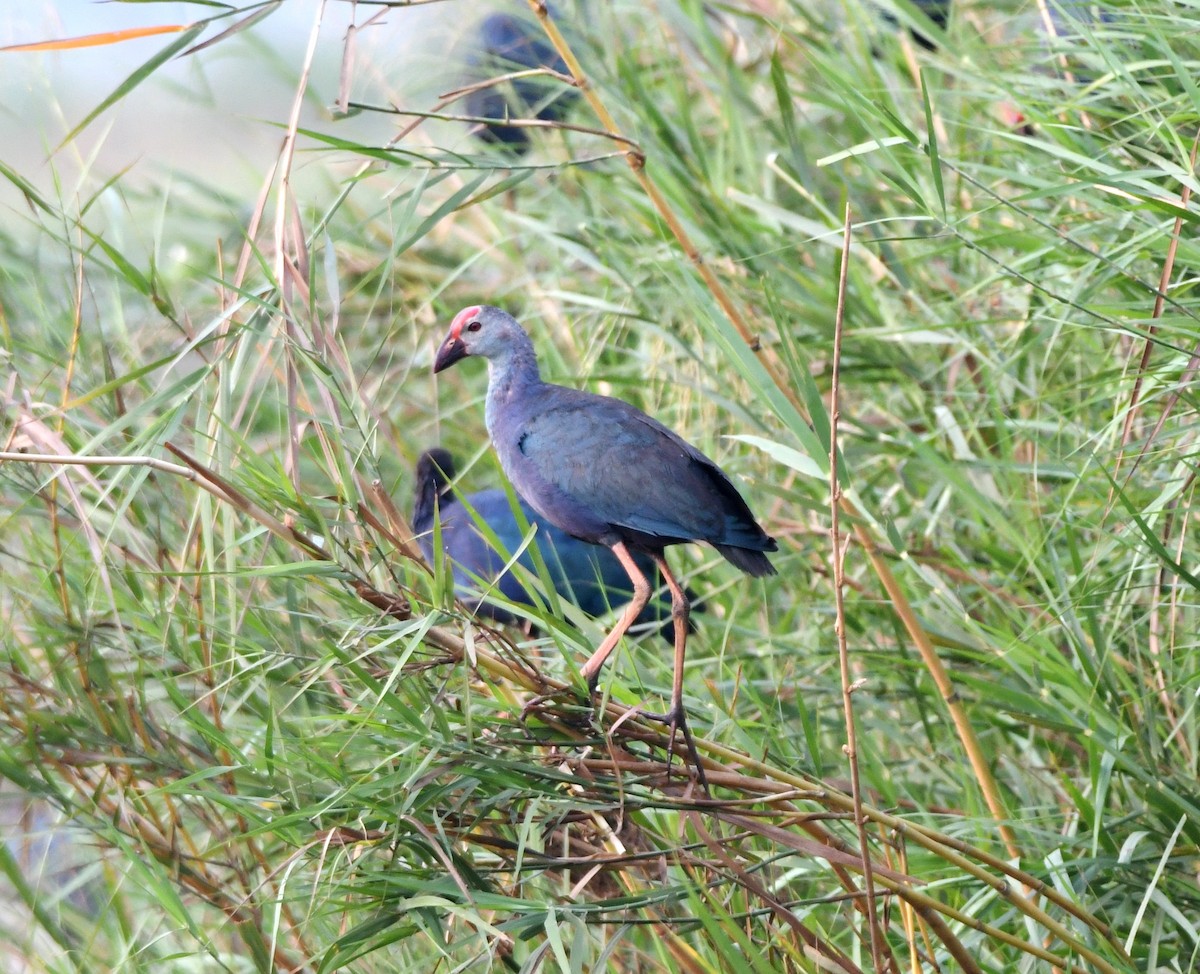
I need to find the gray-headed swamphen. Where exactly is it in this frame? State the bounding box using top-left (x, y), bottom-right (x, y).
top-left (412, 448), bottom-right (681, 639)
top-left (465, 12), bottom-right (576, 153)
top-left (433, 306), bottom-right (777, 788)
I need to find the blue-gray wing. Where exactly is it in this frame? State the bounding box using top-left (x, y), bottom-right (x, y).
top-left (503, 390), bottom-right (766, 548)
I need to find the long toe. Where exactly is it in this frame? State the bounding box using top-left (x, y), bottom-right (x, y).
top-left (639, 704), bottom-right (709, 793)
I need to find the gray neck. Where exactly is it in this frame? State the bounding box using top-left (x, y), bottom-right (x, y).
top-left (484, 338), bottom-right (541, 434)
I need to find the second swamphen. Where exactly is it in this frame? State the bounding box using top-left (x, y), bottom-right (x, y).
top-left (412, 448), bottom-right (678, 638)
top-left (465, 12), bottom-right (576, 152)
top-left (433, 306), bottom-right (777, 786)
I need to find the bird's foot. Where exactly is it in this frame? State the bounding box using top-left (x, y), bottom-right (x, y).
top-left (638, 704), bottom-right (709, 794)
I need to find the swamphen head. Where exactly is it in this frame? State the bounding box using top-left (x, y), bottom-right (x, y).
top-left (433, 305), bottom-right (521, 372)
top-left (411, 448), bottom-right (455, 536)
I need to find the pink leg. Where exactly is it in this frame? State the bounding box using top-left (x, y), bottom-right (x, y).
top-left (579, 541), bottom-right (652, 690)
top-left (647, 553), bottom-right (707, 791)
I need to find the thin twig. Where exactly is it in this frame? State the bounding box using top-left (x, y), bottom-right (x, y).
top-left (1114, 128), bottom-right (1200, 479)
top-left (439, 65), bottom-right (576, 100)
top-left (848, 513), bottom-right (1021, 861)
top-left (829, 203), bottom-right (886, 972)
top-left (350, 102), bottom-right (639, 146)
top-left (270, 0), bottom-right (327, 488)
top-left (524, 0), bottom-right (775, 375)
top-left (0, 452), bottom-right (197, 478)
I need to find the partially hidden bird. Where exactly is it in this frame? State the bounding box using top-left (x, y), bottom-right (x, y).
top-left (465, 12), bottom-right (577, 153)
top-left (433, 306), bottom-right (777, 787)
top-left (412, 447), bottom-right (681, 640)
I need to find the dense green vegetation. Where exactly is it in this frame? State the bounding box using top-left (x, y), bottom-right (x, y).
top-left (1, 1), bottom-right (1197, 971)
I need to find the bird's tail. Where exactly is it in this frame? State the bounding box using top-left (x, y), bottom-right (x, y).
top-left (715, 544), bottom-right (777, 577)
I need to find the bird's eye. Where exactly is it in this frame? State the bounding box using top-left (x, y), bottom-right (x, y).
top-left (466, 320), bottom-right (482, 333)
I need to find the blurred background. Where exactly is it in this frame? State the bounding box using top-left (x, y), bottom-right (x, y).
top-left (0, 2), bottom-right (443, 204)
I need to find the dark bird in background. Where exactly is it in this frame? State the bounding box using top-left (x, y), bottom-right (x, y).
top-left (433, 306), bottom-right (777, 787)
top-left (465, 11), bottom-right (578, 152)
top-left (879, 0), bottom-right (1109, 54)
top-left (878, 0), bottom-right (950, 51)
top-left (412, 447), bottom-right (683, 640)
